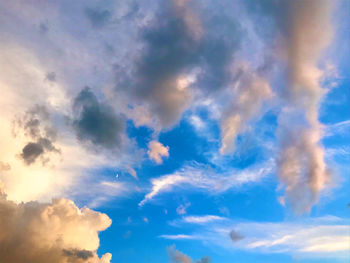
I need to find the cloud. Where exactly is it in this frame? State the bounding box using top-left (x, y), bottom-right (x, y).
top-left (176, 202), bottom-right (191, 215)
top-left (160, 234), bottom-right (195, 240)
top-left (167, 245), bottom-right (211, 263)
top-left (73, 179), bottom-right (131, 209)
top-left (0, 162), bottom-right (10, 171)
top-left (275, 0), bottom-right (335, 213)
top-left (147, 140), bottom-right (169, 164)
top-left (162, 216), bottom-right (350, 258)
top-left (114, 0), bottom-right (202, 128)
top-left (139, 160), bottom-right (273, 206)
top-left (72, 87), bottom-right (125, 150)
top-left (0, 186), bottom-right (112, 263)
top-left (219, 61), bottom-right (272, 154)
top-left (14, 105), bottom-right (60, 165)
top-left (20, 138), bottom-right (60, 165)
top-left (325, 119), bottom-right (350, 137)
top-left (84, 7), bottom-right (111, 29)
top-left (196, 256), bottom-right (211, 263)
top-left (46, 72), bottom-right (57, 82)
top-left (183, 215), bottom-right (225, 224)
top-left (168, 245), bottom-right (192, 263)
top-left (229, 230), bottom-right (244, 242)
top-left (114, 0), bottom-right (242, 129)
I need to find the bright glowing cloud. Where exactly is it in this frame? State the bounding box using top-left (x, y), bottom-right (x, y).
top-left (0, 186), bottom-right (112, 263)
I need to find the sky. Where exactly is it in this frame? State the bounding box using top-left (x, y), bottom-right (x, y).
top-left (0, 0), bottom-right (349, 262)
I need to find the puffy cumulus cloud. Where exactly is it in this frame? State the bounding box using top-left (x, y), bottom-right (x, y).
top-left (276, 0), bottom-right (335, 213)
top-left (72, 87), bottom-right (125, 150)
top-left (219, 61), bottom-right (272, 154)
top-left (0, 186), bottom-right (112, 263)
top-left (147, 140), bottom-right (169, 164)
top-left (139, 160), bottom-right (273, 206)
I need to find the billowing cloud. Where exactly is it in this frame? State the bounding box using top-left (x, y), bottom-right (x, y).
top-left (0, 186), bottom-right (112, 263)
top-left (276, 0), bottom-right (334, 213)
top-left (147, 140), bottom-right (169, 164)
top-left (72, 87), bottom-right (125, 150)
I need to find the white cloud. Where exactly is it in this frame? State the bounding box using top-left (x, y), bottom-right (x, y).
top-left (183, 215), bottom-right (226, 224)
top-left (161, 234), bottom-right (196, 240)
top-left (139, 160), bottom-right (274, 206)
top-left (161, 215), bottom-right (350, 258)
top-left (176, 202), bottom-right (191, 215)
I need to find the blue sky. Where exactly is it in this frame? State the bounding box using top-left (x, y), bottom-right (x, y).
top-left (0, 0), bottom-right (349, 263)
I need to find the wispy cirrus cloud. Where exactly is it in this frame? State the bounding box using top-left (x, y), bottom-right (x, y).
top-left (139, 159), bottom-right (274, 206)
top-left (161, 215), bottom-right (350, 258)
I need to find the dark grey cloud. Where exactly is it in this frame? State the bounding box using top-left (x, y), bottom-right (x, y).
top-left (45, 72), bottom-right (56, 82)
top-left (20, 138), bottom-right (60, 165)
top-left (63, 249), bottom-right (94, 260)
top-left (115, 1), bottom-right (241, 127)
top-left (39, 21), bottom-right (49, 34)
top-left (72, 87), bottom-right (124, 149)
top-left (230, 229), bottom-right (244, 242)
top-left (15, 105), bottom-right (60, 165)
top-left (85, 7), bottom-right (111, 28)
top-left (20, 142), bottom-right (43, 165)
